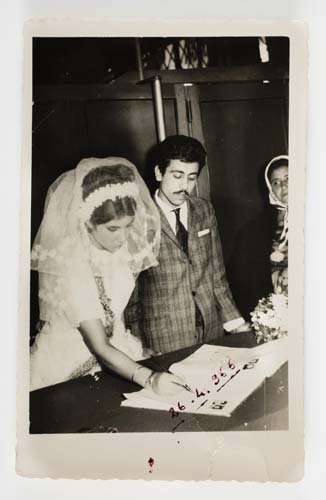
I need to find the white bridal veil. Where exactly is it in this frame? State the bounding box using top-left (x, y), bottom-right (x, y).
top-left (31, 157), bottom-right (160, 325)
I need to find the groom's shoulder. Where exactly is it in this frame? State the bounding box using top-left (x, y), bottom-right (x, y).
top-left (188, 195), bottom-right (214, 215)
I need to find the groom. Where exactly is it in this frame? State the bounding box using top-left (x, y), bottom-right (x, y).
top-left (126, 135), bottom-right (250, 353)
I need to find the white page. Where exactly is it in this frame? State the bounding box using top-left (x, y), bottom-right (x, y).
top-left (122, 339), bottom-right (288, 416)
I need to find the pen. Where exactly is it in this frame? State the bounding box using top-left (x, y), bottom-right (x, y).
top-left (160, 367), bottom-right (193, 392)
top-left (171, 381), bottom-right (193, 393)
top-left (149, 363), bottom-right (194, 392)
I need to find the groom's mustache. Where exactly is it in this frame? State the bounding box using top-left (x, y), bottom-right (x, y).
top-left (174, 190), bottom-right (189, 196)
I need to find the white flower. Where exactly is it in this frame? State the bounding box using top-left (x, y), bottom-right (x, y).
top-left (270, 250), bottom-right (285, 263)
top-left (250, 292), bottom-right (288, 343)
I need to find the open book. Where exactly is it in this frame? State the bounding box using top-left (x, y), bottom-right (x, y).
top-left (121, 338), bottom-right (288, 417)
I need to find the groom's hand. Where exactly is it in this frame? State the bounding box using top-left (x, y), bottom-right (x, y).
top-left (230, 321), bottom-right (252, 334)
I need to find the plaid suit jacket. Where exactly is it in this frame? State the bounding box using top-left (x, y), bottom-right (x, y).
top-left (125, 196), bottom-right (241, 353)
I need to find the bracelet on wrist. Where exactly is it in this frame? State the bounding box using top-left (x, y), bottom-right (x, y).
top-left (131, 365), bottom-right (145, 383)
top-left (131, 365), bottom-right (153, 387)
top-left (144, 371), bottom-right (156, 388)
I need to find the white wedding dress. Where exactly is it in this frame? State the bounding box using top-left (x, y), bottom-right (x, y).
top-left (30, 245), bottom-right (144, 391)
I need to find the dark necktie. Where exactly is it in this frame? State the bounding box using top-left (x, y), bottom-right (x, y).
top-left (173, 208), bottom-right (188, 255)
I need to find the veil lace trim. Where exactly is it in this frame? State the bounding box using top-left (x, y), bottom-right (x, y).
top-left (31, 157), bottom-right (161, 324)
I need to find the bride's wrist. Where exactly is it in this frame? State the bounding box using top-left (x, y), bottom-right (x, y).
top-left (131, 365), bottom-right (154, 387)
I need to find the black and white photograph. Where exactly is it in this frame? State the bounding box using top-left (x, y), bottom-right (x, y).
top-left (16, 19), bottom-right (306, 481)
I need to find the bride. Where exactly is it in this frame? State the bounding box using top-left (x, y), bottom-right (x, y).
top-left (30, 157), bottom-right (184, 395)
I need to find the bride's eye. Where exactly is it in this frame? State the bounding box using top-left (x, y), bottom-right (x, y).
top-left (107, 227), bottom-right (118, 232)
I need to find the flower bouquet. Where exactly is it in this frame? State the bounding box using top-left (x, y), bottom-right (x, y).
top-left (250, 293), bottom-right (288, 343)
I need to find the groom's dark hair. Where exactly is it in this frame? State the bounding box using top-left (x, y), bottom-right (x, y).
top-left (154, 135), bottom-right (206, 175)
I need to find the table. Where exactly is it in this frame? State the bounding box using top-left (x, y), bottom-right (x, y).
top-left (29, 332), bottom-right (288, 433)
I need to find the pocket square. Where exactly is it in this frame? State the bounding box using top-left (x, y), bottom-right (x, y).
top-left (198, 228), bottom-right (210, 237)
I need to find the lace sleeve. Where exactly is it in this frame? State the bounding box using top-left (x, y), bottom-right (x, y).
top-left (66, 271), bottom-right (106, 327)
top-left (38, 267), bottom-right (105, 328)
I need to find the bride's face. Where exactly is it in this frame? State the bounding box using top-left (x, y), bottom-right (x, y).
top-left (89, 215), bottom-right (135, 252)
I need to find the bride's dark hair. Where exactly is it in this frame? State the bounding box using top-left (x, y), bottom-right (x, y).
top-left (82, 163), bottom-right (137, 225)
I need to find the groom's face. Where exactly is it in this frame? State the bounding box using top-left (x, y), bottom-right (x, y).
top-left (155, 159), bottom-right (199, 207)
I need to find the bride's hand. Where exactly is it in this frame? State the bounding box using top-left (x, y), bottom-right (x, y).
top-left (147, 372), bottom-right (188, 396)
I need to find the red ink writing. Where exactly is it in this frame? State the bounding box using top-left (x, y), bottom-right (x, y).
top-left (172, 419), bottom-right (185, 432)
top-left (215, 368), bottom-right (241, 393)
top-left (169, 407), bottom-right (179, 418)
top-left (196, 388), bottom-right (206, 398)
top-left (210, 400), bottom-right (228, 410)
top-left (243, 358), bottom-right (259, 370)
top-left (148, 457), bottom-right (154, 473)
top-left (197, 398), bottom-right (208, 410)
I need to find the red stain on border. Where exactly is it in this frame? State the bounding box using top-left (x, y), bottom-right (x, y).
top-left (148, 457), bottom-right (154, 473)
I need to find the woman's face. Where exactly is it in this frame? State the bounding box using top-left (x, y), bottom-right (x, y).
top-left (270, 165), bottom-right (288, 205)
top-left (89, 215), bottom-right (135, 252)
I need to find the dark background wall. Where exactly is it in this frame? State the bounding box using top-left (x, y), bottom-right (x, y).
top-left (200, 82), bottom-right (288, 259)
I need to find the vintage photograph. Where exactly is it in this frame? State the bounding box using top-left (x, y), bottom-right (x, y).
top-left (17, 19), bottom-right (306, 480)
top-left (29, 34), bottom-right (290, 433)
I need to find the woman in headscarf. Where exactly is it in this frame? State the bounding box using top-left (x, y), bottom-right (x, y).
top-left (264, 155), bottom-right (288, 294)
top-left (30, 157), bottom-right (185, 394)
top-left (226, 155), bottom-right (288, 321)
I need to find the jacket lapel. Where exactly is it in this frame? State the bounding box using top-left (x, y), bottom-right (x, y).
top-left (155, 196), bottom-right (203, 252)
top-left (187, 197), bottom-right (204, 247)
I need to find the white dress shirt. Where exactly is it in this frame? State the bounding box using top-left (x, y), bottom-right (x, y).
top-left (154, 190), bottom-right (188, 233)
top-left (154, 190), bottom-right (245, 333)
